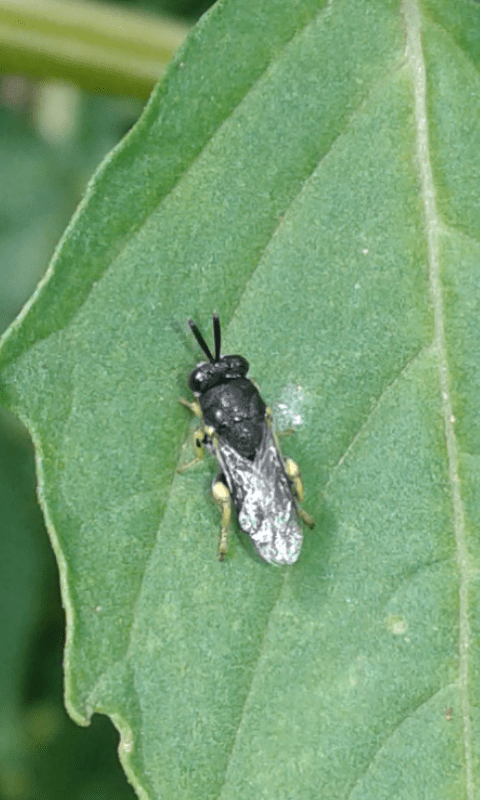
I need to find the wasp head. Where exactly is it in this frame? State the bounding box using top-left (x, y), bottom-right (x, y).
top-left (188, 314), bottom-right (249, 395)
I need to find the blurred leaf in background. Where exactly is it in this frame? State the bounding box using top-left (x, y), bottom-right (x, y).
top-left (0, 0), bottom-right (192, 97)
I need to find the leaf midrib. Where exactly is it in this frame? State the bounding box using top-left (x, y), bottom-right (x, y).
top-left (404, 1), bottom-right (473, 796)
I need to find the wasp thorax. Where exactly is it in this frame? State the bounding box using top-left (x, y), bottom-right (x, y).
top-left (189, 355), bottom-right (249, 394)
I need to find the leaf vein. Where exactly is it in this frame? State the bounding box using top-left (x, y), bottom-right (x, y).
top-left (325, 344), bottom-right (431, 487)
top-left (404, 1), bottom-right (473, 796)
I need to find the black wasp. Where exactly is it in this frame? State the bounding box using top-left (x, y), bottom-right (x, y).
top-left (179, 313), bottom-right (314, 564)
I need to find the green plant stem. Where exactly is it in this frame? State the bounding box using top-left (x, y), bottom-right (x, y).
top-left (0, 0), bottom-right (190, 98)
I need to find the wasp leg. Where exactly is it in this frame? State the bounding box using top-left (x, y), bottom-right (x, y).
top-left (277, 427), bottom-right (295, 438)
top-left (211, 475), bottom-right (232, 561)
top-left (284, 457), bottom-right (315, 528)
top-left (177, 427), bottom-right (206, 472)
top-left (265, 407), bottom-right (294, 442)
top-left (284, 456), bottom-right (305, 501)
top-left (297, 506), bottom-right (315, 528)
top-left (178, 398), bottom-right (208, 471)
top-left (179, 397), bottom-right (203, 419)
top-left (265, 406), bottom-right (283, 448)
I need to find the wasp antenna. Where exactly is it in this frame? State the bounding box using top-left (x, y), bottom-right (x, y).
top-left (212, 312), bottom-right (221, 361)
top-left (188, 319), bottom-right (214, 362)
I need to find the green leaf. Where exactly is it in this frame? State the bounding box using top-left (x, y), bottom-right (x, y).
top-left (1, 0), bottom-right (479, 797)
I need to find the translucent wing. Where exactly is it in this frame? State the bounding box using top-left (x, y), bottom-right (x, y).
top-left (212, 425), bottom-right (303, 565)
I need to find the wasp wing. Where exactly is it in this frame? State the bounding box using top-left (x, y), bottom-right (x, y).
top-left (212, 425), bottom-right (302, 565)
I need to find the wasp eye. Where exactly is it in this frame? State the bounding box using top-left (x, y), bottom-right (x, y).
top-left (223, 355), bottom-right (249, 377)
top-left (189, 368), bottom-right (206, 393)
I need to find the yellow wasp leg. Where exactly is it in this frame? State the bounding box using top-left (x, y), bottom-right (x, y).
top-left (284, 457), bottom-right (315, 529)
top-left (284, 456), bottom-right (304, 501)
top-left (177, 428), bottom-right (206, 472)
top-left (211, 479), bottom-right (232, 561)
top-left (265, 406), bottom-right (315, 528)
top-left (297, 506), bottom-right (315, 528)
top-left (265, 407), bottom-right (314, 526)
top-left (179, 397), bottom-right (202, 418)
top-left (177, 398), bottom-right (206, 472)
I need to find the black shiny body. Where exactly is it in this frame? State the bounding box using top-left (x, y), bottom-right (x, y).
top-left (199, 377), bottom-right (266, 460)
top-left (183, 314), bottom-right (308, 565)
